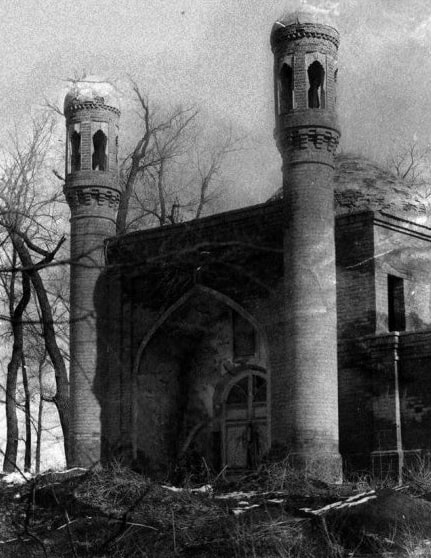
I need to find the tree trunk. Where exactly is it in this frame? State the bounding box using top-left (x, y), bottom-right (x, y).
top-left (22, 353), bottom-right (31, 472)
top-left (3, 270), bottom-right (31, 473)
top-left (4, 350), bottom-right (20, 473)
top-left (12, 233), bottom-right (71, 465)
top-left (35, 355), bottom-right (45, 475)
top-left (116, 166), bottom-right (139, 234)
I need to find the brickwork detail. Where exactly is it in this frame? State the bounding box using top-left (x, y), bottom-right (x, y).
top-left (65, 101), bottom-right (120, 118)
top-left (279, 126), bottom-right (339, 153)
top-left (271, 24), bottom-right (340, 50)
top-left (64, 186), bottom-right (120, 210)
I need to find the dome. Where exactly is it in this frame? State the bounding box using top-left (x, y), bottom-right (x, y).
top-left (274, 9), bottom-right (337, 29)
top-left (271, 9), bottom-right (339, 50)
top-left (64, 76), bottom-right (120, 113)
top-left (269, 154), bottom-right (429, 224)
top-left (334, 154), bottom-right (428, 222)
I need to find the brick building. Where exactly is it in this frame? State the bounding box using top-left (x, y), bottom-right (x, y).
top-left (63, 12), bottom-right (431, 480)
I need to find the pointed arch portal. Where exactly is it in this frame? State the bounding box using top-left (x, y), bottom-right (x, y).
top-left (131, 286), bottom-right (270, 474)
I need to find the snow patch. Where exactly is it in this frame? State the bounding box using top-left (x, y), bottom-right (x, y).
top-left (2, 472), bottom-right (32, 485)
top-left (232, 504), bottom-right (260, 516)
top-left (214, 491), bottom-right (257, 500)
top-left (162, 484), bottom-right (213, 494)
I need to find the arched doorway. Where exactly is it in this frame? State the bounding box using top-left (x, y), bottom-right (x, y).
top-left (131, 286), bottom-right (270, 474)
top-left (223, 371), bottom-right (269, 471)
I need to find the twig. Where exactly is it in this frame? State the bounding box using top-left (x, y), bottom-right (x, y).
top-left (172, 508), bottom-right (177, 555)
top-left (97, 487), bottom-right (150, 553)
top-left (110, 519), bottom-right (158, 530)
top-left (57, 518), bottom-right (80, 530)
top-left (50, 485), bottom-right (78, 558)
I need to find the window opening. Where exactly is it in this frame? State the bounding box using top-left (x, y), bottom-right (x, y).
top-left (307, 61), bottom-right (325, 108)
top-left (279, 64), bottom-right (294, 112)
top-left (233, 313), bottom-right (256, 359)
top-left (388, 275), bottom-right (406, 331)
top-left (92, 129), bottom-right (108, 171)
top-left (70, 131), bottom-right (81, 172)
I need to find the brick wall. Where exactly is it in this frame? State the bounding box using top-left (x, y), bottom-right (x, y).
top-left (336, 212), bottom-right (431, 472)
top-left (336, 212), bottom-right (376, 338)
top-left (336, 212), bottom-right (378, 470)
top-left (398, 332), bottom-right (431, 451)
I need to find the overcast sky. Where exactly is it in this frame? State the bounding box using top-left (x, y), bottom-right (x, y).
top-left (1, 0), bottom-right (431, 205)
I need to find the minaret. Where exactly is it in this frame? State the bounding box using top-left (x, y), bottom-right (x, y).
top-left (63, 77), bottom-right (121, 466)
top-left (271, 12), bottom-right (342, 479)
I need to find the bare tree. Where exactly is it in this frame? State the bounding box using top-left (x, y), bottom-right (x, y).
top-left (191, 127), bottom-right (240, 220)
top-left (387, 141), bottom-right (431, 190)
top-left (1, 249), bottom-right (31, 472)
top-left (0, 116), bottom-right (71, 466)
top-left (117, 81), bottom-right (239, 232)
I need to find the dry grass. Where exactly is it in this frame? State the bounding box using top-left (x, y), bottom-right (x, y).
top-left (263, 458), bottom-right (345, 499)
top-left (1, 461), bottom-right (431, 557)
top-left (404, 454), bottom-right (431, 496)
top-left (230, 517), bottom-right (345, 558)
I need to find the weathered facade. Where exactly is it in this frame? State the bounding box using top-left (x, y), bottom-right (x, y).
top-left (64, 13), bottom-right (431, 480)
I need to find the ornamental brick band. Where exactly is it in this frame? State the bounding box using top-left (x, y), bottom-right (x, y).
top-left (64, 187), bottom-right (121, 210)
top-left (65, 101), bottom-right (121, 118)
top-left (278, 126), bottom-right (339, 153)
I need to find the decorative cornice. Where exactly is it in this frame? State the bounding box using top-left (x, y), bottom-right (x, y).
top-left (277, 126), bottom-right (339, 153)
top-left (64, 186), bottom-right (120, 210)
top-left (271, 25), bottom-right (339, 51)
top-left (65, 101), bottom-right (120, 118)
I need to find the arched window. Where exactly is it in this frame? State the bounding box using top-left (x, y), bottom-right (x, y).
top-left (70, 130), bottom-right (81, 172)
top-left (307, 61), bottom-right (325, 108)
top-left (279, 64), bottom-right (294, 112)
top-left (92, 129), bottom-right (108, 171)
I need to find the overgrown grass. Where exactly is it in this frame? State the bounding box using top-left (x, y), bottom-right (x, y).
top-left (404, 454), bottom-right (431, 496)
top-left (1, 459), bottom-right (431, 557)
top-left (230, 517), bottom-right (344, 558)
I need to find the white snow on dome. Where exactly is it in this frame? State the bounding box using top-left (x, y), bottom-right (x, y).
top-left (276, 4), bottom-right (338, 28)
top-left (64, 76), bottom-right (120, 113)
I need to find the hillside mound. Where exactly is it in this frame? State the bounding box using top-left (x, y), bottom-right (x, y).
top-left (1, 466), bottom-right (431, 557)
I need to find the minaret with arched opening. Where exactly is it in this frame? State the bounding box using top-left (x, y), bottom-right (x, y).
top-left (271, 12), bottom-right (342, 479)
top-left (63, 77), bottom-right (121, 466)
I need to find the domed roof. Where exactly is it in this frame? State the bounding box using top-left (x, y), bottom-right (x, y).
top-left (274, 9), bottom-right (337, 29)
top-left (269, 153), bottom-right (429, 224)
top-left (334, 154), bottom-right (428, 222)
top-left (64, 76), bottom-right (120, 113)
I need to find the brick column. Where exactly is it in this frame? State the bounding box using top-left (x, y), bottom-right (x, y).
top-left (271, 14), bottom-right (342, 480)
top-left (64, 86), bottom-right (121, 466)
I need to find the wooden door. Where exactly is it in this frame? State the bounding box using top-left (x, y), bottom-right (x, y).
top-left (223, 373), bottom-right (268, 470)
